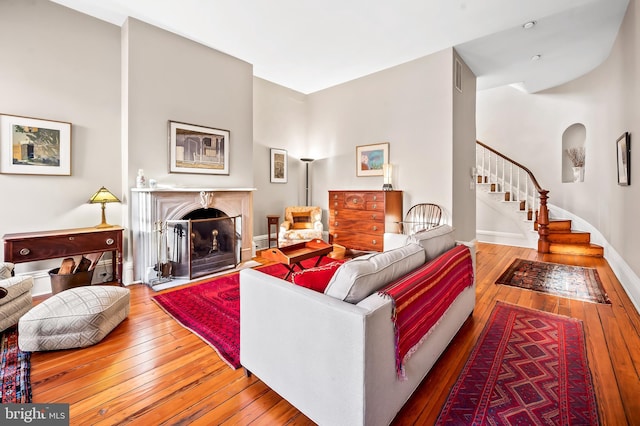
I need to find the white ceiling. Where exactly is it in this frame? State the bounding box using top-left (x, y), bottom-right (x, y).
top-left (50, 0), bottom-right (629, 94)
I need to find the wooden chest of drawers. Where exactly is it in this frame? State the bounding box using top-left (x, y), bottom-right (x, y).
top-left (328, 190), bottom-right (403, 252)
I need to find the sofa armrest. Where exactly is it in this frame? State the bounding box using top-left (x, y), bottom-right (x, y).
top-left (0, 262), bottom-right (15, 280)
top-left (280, 220), bottom-right (292, 232)
top-left (240, 268), bottom-right (373, 425)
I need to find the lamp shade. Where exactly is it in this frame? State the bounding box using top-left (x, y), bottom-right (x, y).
top-left (88, 186), bottom-right (120, 204)
top-left (88, 186), bottom-right (120, 228)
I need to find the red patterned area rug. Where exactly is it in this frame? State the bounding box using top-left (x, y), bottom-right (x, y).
top-left (496, 258), bottom-right (610, 304)
top-left (151, 258), bottom-right (331, 369)
top-left (1, 326), bottom-right (31, 403)
top-left (436, 302), bottom-right (599, 425)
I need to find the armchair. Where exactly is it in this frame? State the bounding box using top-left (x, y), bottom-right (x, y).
top-left (279, 206), bottom-right (324, 243)
top-left (0, 262), bottom-right (33, 332)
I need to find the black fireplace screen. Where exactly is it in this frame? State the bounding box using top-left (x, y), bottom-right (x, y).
top-left (166, 214), bottom-right (241, 280)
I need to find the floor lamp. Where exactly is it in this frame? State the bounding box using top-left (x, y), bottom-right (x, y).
top-left (301, 158), bottom-right (314, 206)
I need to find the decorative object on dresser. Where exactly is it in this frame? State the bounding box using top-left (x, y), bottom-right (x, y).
top-left (329, 190), bottom-right (402, 252)
top-left (88, 186), bottom-right (121, 228)
top-left (168, 120), bottom-right (230, 175)
top-left (270, 148), bottom-right (287, 183)
top-left (0, 113), bottom-right (72, 176)
top-left (356, 142), bottom-right (389, 177)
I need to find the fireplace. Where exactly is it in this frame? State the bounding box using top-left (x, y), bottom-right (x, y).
top-left (131, 187), bottom-right (255, 285)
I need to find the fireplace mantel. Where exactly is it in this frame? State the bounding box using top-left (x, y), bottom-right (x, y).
top-left (131, 187), bottom-right (256, 284)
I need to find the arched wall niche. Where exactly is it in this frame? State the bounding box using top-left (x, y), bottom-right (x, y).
top-left (562, 123), bottom-right (586, 183)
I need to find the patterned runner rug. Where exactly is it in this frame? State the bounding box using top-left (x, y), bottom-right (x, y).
top-left (436, 302), bottom-right (599, 425)
top-left (152, 257), bottom-right (333, 369)
top-left (1, 326), bottom-right (31, 403)
top-left (496, 258), bottom-right (610, 304)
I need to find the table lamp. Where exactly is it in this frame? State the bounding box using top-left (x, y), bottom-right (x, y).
top-left (88, 186), bottom-right (121, 228)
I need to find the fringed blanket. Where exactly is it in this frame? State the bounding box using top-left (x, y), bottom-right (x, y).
top-left (378, 244), bottom-right (474, 379)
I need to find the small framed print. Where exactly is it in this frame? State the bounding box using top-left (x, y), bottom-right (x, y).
top-left (0, 114), bottom-right (72, 175)
top-left (356, 142), bottom-right (389, 177)
top-left (270, 148), bottom-right (287, 183)
top-left (169, 120), bottom-right (230, 175)
top-left (616, 132), bottom-right (631, 186)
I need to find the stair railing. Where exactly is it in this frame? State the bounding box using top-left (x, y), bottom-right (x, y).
top-left (476, 140), bottom-right (550, 253)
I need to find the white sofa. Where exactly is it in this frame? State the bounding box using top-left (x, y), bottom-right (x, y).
top-left (240, 225), bottom-right (475, 426)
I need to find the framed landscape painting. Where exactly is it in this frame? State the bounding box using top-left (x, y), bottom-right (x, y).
top-left (169, 120), bottom-right (230, 175)
top-left (356, 142), bottom-right (389, 177)
top-left (616, 132), bottom-right (631, 186)
top-left (270, 148), bottom-right (287, 183)
top-left (0, 114), bottom-right (71, 175)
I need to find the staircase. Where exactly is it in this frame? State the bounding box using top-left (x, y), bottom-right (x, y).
top-left (476, 141), bottom-right (603, 257)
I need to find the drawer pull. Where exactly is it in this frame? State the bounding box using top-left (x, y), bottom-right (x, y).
top-left (371, 214), bottom-right (377, 220)
top-left (352, 198), bottom-right (358, 204)
top-left (372, 240), bottom-right (377, 245)
top-left (373, 195), bottom-right (377, 201)
top-left (334, 222), bottom-right (339, 227)
top-left (372, 226), bottom-right (377, 231)
top-left (335, 211), bottom-right (338, 216)
top-left (19, 248), bottom-right (30, 256)
top-left (334, 194), bottom-right (338, 199)
top-left (372, 204), bottom-right (377, 209)
top-left (68, 236), bottom-right (75, 241)
top-left (106, 238), bottom-right (115, 245)
top-left (334, 202), bottom-right (338, 207)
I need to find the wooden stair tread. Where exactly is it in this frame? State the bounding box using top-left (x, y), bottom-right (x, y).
top-left (546, 230), bottom-right (591, 244)
top-left (548, 242), bottom-right (604, 257)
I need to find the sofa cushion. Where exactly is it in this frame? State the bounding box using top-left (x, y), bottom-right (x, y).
top-left (291, 261), bottom-right (343, 293)
top-left (291, 212), bottom-right (313, 229)
top-left (409, 224), bottom-right (455, 261)
top-left (324, 243), bottom-right (425, 303)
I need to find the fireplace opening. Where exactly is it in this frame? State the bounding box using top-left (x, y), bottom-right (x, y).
top-left (161, 208), bottom-right (241, 282)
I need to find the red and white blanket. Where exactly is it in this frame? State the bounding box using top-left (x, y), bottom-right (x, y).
top-left (378, 244), bottom-right (474, 378)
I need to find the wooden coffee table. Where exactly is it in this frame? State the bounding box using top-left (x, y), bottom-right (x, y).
top-left (261, 239), bottom-right (333, 280)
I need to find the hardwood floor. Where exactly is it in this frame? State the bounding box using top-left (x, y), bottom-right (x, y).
top-left (30, 243), bottom-right (640, 425)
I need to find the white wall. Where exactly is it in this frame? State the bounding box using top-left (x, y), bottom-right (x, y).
top-left (252, 78), bottom-right (308, 236)
top-left (0, 0), bottom-right (121, 277)
top-left (477, 0), bottom-right (640, 305)
top-left (304, 49), bottom-right (476, 241)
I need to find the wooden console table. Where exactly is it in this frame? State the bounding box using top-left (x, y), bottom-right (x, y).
top-left (3, 226), bottom-right (124, 285)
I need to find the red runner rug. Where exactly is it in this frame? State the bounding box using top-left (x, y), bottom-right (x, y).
top-left (151, 258), bottom-right (332, 369)
top-left (496, 258), bottom-right (610, 304)
top-left (1, 326), bottom-right (31, 403)
top-left (436, 302), bottom-right (599, 425)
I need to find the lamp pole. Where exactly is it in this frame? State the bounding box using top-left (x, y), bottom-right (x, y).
top-left (301, 158), bottom-right (314, 206)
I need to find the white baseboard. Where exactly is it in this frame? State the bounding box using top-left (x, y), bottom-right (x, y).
top-left (476, 230), bottom-right (535, 249)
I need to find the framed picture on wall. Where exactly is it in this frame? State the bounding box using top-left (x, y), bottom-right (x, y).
top-left (0, 114), bottom-right (72, 175)
top-left (169, 120), bottom-right (230, 175)
top-left (270, 148), bottom-right (287, 183)
top-left (356, 142), bottom-right (389, 177)
top-left (616, 132), bottom-right (631, 186)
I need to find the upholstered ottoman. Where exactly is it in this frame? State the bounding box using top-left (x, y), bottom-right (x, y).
top-left (18, 286), bottom-right (130, 352)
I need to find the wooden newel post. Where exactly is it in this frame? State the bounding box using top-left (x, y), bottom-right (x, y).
top-left (537, 190), bottom-right (550, 253)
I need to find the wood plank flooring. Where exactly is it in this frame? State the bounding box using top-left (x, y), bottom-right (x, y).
top-left (29, 243), bottom-right (640, 425)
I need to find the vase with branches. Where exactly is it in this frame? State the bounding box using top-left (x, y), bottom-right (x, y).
top-left (566, 147), bottom-right (585, 167)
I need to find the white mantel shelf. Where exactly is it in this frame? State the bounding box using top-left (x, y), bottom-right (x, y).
top-left (131, 187), bottom-right (257, 193)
